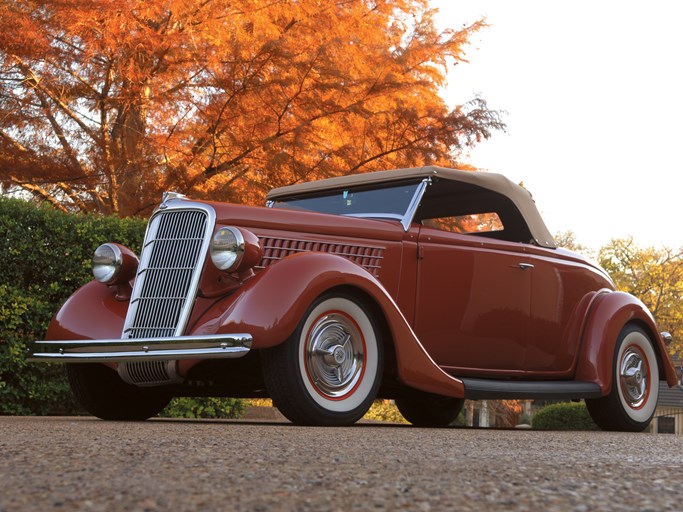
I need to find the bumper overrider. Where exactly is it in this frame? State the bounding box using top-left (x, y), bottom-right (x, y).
top-left (27, 334), bottom-right (252, 363)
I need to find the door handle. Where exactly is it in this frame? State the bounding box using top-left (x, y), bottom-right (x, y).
top-left (518, 263), bottom-right (534, 270)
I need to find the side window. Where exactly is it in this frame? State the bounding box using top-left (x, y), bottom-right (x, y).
top-left (422, 212), bottom-right (504, 234)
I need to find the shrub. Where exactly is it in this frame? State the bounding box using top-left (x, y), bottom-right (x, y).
top-left (160, 397), bottom-right (246, 419)
top-left (0, 283), bottom-right (78, 414)
top-left (532, 402), bottom-right (599, 431)
top-left (0, 196), bottom-right (145, 415)
top-left (363, 400), bottom-right (409, 423)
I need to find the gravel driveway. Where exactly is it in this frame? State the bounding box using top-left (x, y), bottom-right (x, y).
top-left (1, 416), bottom-right (682, 511)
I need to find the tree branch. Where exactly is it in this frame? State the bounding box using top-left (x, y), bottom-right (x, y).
top-left (33, 88), bottom-right (85, 174)
top-left (12, 55), bottom-right (100, 142)
top-left (0, 129), bottom-right (29, 153)
top-left (8, 177), bottom-right (68, 212)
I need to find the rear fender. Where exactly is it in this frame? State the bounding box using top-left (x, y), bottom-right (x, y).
top-left (575, 290), bottom-right (677, 393)
top-left (198, 252), bottom-right (465, 398)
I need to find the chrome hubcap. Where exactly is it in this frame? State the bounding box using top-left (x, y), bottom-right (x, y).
top-left (305, 313), bottom-right (364, 398)
top-left (620, 347), bottom-right (648, 408)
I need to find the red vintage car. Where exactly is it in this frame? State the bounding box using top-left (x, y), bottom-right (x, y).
top-left (29, 166), bottom-right (677, 431)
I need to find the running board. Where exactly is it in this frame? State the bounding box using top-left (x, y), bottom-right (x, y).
top-left (460, 378), bottom-right (602, 400)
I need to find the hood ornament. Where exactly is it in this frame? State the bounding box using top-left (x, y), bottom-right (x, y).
top-left (160, 191), bottom-right (187, 209)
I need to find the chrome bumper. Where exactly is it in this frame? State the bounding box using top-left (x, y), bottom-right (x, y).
top-left (28, 333), bottom-right (252, 363)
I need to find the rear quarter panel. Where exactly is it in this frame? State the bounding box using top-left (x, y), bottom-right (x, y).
top-left (575, 290), bottom-right (678, 391)
top-left (523, 247), bottom-right (616, 376)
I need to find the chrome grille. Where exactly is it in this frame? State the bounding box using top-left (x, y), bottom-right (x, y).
top-left (118, 360), bottom-right (182, 387)
top-left (257, 237), bottom-right (384, 277)
top-left (122, 207), bottom-right (212, 340)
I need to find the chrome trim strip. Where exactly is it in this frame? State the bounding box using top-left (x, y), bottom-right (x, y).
top-left (28, 333), bottom-right (252, 363)
top-left (401, 177), bottom-right (431, 231)
top-left (342, 213), bottom-right (404, 221)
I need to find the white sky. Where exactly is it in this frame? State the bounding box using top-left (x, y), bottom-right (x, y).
top-left (430, 0), bottom-right (683, 249)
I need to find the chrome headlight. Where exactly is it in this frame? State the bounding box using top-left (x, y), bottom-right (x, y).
top-left (92, 243), bottom-right (139, 287)
top-left (210, 227), bottom-right (245, 272)
top-left (92, 243), bottom-right (123, 284)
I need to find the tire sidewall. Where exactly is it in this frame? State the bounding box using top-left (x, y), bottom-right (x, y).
top-left (296, 295), bottom-right (381, 415)
top-left (395, 392), bottom-right (465, 427)
top-left (67, 363), bottom-right (171, 421)
top-left (614, 327), bottom-right (659, 425)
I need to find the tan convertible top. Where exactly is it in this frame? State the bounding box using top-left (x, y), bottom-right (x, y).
top-left (267, 166), bottom-right (556, 248)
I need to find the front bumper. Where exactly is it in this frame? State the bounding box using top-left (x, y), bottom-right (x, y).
top-left (27, 333), bottom-right (252, 363)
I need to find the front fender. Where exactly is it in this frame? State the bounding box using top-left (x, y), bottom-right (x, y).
top-left (197, 252), bottom-right (465, 398)
top-left (575, 290), bottom-right (677, 393)
top-left (46, 281), bottom-right (127, 341)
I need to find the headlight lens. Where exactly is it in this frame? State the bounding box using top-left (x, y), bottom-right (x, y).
top-left (210, 227), bottom-right (245, 272)
top-left (92, 243), bottom-right (123, 284)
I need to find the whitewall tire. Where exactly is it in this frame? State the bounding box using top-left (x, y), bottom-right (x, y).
top-left (261, 293), bottom-right (383, 425)
top-left (586, 325), bottom-right (659, 432)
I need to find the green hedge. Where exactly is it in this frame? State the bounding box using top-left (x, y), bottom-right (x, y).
top-left (160, 397), bottom-right (246, 419)
top-left (0, 196), bottom-right (147, 414)
top-left (532, 402), bottom-right (599, 431)
top-left (0, 196), bottom-right (245, 419)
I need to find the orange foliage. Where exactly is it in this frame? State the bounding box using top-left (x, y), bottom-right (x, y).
top-left (424, 212), bottom-right (504, 234)
top-left (0, 0), bottom-right (503, 215)
top-left (491, 400), bottom-right (524, 428)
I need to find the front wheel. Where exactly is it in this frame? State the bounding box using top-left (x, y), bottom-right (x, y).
top-left (261, 293), bottom-right (383, 426)
top-left (67, 363), bottom-right (172, 421)
top-left (586, 325), bottom-right (659, 432)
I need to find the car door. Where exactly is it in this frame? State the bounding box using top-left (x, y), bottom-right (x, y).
top-left (413, 227), bottom-right (533, 375)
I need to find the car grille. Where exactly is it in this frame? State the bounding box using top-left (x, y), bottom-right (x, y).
top-left (257, 236), bottom-right (384, 277)
top-left (118, 360), bottom-right (181, 387)
top-left (122, 207), bottom-right (212, 340)
top-left (119, 205), bottom-right (212, 386)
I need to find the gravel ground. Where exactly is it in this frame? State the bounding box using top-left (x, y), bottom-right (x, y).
top-left (1, 416), bottom-right (682, 511)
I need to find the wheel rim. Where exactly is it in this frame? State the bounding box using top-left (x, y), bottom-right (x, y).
top-left (619, 345), bottom-right (649, 409)
top-left (304, 311), bottom-right (366, 399)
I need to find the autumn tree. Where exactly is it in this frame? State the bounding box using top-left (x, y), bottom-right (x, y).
top-left (554, 230), bottom-right (590, 255)
top-left (598, 237), bottom-right (683, 354)
top-left (0, 0), bottom-right (503, 216)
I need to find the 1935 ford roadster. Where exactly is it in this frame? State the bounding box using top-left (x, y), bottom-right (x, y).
top-left (29, 167), bottom-right (677, 431)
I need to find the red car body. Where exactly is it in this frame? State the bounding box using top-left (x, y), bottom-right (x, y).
top-left (30, 167), bottom-right (677, 430)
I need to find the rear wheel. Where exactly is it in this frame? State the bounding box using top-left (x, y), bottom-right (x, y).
top-left (261, 293), bottom-right (383, 425)
top-left (67, 363), bottom-right (172, 421)
top-left (395, 391), bottom-right (465, 427)
top-left (586, 325), bottom-right (659, 432)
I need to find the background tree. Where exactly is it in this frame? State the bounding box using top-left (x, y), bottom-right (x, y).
top-left (0, 0), bottom-right (503, 216)
top-left (598, 237), bottom-right (683, 355)
top-left (554, 230), bottom-right (590, 255)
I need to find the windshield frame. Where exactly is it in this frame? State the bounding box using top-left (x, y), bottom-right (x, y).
top-left (267, 177), bottom-right (431, 232)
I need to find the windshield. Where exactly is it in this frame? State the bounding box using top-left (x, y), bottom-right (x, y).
top-left (270, 182), bottom-right (423, 221)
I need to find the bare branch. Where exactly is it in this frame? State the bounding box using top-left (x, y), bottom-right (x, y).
top-left (8, 177), bottom-right (68, 212)
top-left (12, 55), bottom-right (99, 142)
top-left (33, 88), bottom-right (85, 174)
top-left (0, 129), bottom-right (29, 153)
